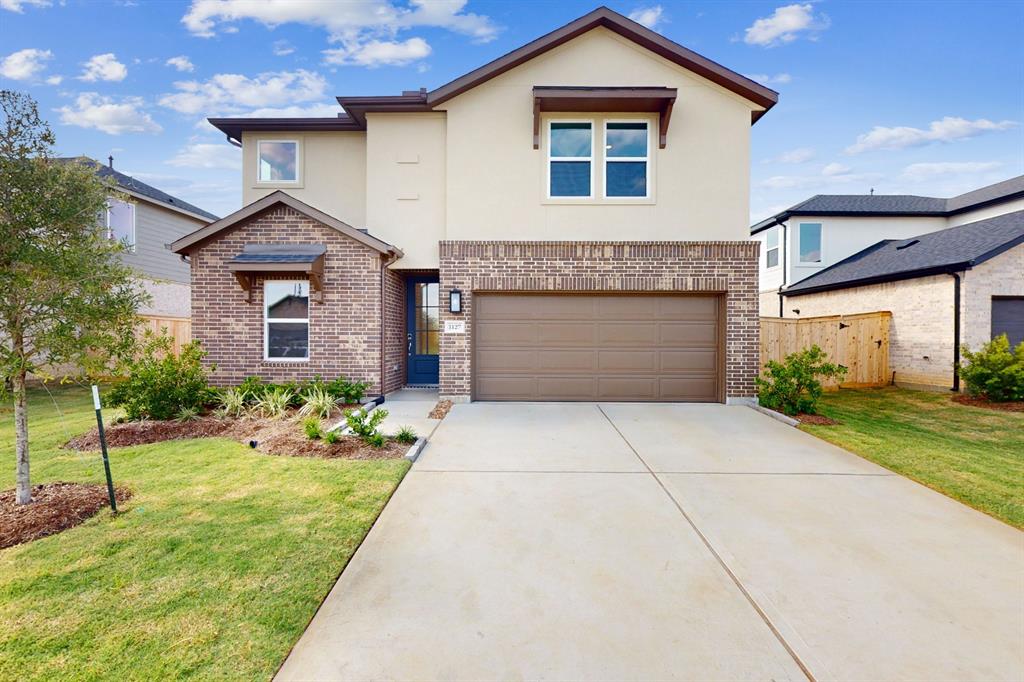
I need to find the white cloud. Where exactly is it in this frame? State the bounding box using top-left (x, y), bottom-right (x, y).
top-left (745, 72), bottom-right (791, 85)
top-left (1, 0), bottom-right (50, 12)
top-left (166, 55), bottom-right (195, 72)
top-left (0, 47), bottom-right (52, 80)
top-left (45, 74), bottom-right (62, 85)
top-left (846, 116), bottom-right (1018, 154)
top-left (822, 162), bottom-right (850, 176)
top-left (771, 147), bottom-right (815, 164)
top-left (57, 93), bottom-right (162, 135)
top-left (167, 141), bottom-right (241, 169)
top-left (323, 37), bottom-right (430, 67)
top-left (158, 69), bottom-right (327, 115)
top-left (760, 163), bottom-right (877, 190)
top-left (79, 53), bottom-right (128, 82)
top-left (243, 102), bottom-right (341, 117)
top-left (628, 6), bottom-right (664, 29)
top-left (744, 4), bottom-right (829, 47)
top-left (901, 161), bottom-right (1003, 181)
top-left (272, 39), bottom-right (295, 56)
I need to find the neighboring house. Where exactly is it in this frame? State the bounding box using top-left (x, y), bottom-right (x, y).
top-left (779, 211), bottom-right (1024, 390)
top-left (62, 157), bottom-right (219, 318)
top-left (171, 7), bottom-right (779, 403)
top-left (750, 176), bottom-right (1024, 317)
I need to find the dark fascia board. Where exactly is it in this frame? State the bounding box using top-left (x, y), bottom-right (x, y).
top-left (334, 94), bottom-right (430, 126)
top-left (947, 188), bottom-right (1024, 216)
top-left (532, 86), bottom-right (677, 149)
top-left (170, 190), bottom-right (401, 257)
top-left (207, 117), bottom-right (361, 141)
top-left (427, 7), bottom-right (777, 122)
top-left (750, 209), bottom-right (950, 235)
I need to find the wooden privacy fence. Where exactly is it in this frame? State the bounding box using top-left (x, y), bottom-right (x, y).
top-left (760, 311), bottom-right (892, 388)
top-left (138, 315), bottom-right (192, 355)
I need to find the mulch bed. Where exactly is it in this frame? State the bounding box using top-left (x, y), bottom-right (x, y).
top-left (796, 413), bottom-right (840, 425)
top-left (255, 430), bottom-right (409, 460)
top-left (952, 394), bottom-right (1024, 413)
top-left (64, 417), bottom-right (235, 450)
top-left (1, 483), bottom-right (132, 550)
top-left (429, 400), bottom-right (453, 420)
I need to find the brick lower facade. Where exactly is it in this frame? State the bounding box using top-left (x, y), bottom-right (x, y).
top-left (438, 241), bottom-right (760, 401)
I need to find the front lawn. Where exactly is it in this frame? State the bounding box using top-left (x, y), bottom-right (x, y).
top-left (0, 384), bottom-right (409, 680)
top-left (802, 387), bottom-right (1024, 528)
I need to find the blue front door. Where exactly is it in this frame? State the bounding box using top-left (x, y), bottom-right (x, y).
top-left (406, 277), bottom-right (440, 384)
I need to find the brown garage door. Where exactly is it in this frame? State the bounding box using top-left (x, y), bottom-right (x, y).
top-left (474, 294), bottom-right (722, 402)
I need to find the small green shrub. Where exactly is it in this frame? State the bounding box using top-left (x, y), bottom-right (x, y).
top-left (216, 387), bottom-right (247, 418)
top-left (108, 330), bottom-right (213, 421)
top-left (175, 405), bottom-right (200, 422)
top-left (302, 416), bottom-right (322, 440)
top-left (298, 385), bottom-right (340, 419)
top-left (345, 407), bottom-right (388, 447)
top-left (958, 334), bottom-right (1024, 402)
top-left (395, 426), bottom-right (417, 444)
top-left (254, 387), bottom-right (292, 419)
top-left (755, 345), bottom-right (847, 416)
top-left (323, 429), bottom-right (340, 445)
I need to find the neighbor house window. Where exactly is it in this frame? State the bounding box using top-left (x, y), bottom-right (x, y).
top-left (105, 199), bottom-right (135, 251)
top-left (765, 227), bottom-right (780, 268)
top-left (265, 280), bottom-right (309, 360)
top-left (257, 140), bottom-right (299, 183)
top-left (799, 223), bottom-right (822, 264)
top-left (604, 121), bottom-right (649, 198)
top-left (548, 121), bottom-right (593, 198)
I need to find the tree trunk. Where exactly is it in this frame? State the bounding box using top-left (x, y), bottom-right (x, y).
top-left (14, 369), bottom-right (31, 505)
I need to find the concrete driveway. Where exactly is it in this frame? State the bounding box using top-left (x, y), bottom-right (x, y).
top-left (276, 403), bottom-right (1024, 682)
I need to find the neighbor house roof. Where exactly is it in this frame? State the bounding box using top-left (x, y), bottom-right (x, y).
top-left (58, 157), bottom-right (219, 223)
top-left (209, 6), bottom-right (778, 142)
top-left (784, 210), bottom-right (1024, 296)
top-left (750, 175), bottom-right (1024, 234)
top-left (169, 190), bottom-right (400, 257)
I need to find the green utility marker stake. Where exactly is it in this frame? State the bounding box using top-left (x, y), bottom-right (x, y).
top-left (92, 385), bottom-right (117, 513)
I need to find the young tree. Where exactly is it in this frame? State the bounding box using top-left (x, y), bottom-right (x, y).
top-left (0, 90), bottom-right (147, 504)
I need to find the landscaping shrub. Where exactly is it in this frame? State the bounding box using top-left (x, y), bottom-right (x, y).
top-left (755, 345), bottom-right (847, 416)
top-left (395, 426), bottom-right (417, 445)
top-left (215, 387), bottom-right (247, 419)
top-left (958, 334), bottom-right (1024, 402)
top-left (234, 375), bottom-right (368, 408)
top-left (323, 430), bottom-right (340, 445)
top-left (302, 416), bottom-right (322, 440)
top-left (254, 388), bottom-right (292, 419)
top-left (108, 331), bottom-right (213, 421)
top-left (297, 385), bottom-right (340, 419)
top-left (174, 406), bottom-right (200, 422)
top-left (345, 407), bottom-right (388, 448)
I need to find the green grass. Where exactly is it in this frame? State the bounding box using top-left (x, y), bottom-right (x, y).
top-left (0, 384), bottom-right (409, 681)
top-left (802, 387), bottom-right (1024, 528)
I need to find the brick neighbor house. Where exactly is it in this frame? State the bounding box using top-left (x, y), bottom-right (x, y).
top-left (171, 7), bottom-right (779, 403)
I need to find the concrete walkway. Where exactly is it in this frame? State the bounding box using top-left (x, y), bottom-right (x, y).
top-left (277, 403), bottom-right (1024, 681)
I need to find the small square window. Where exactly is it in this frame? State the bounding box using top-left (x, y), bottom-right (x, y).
top-left (799, 223), bottom-right (822, 264)
top-left (258, 140), bottom-right (299, 183)
top-left (765, 227), bottom-right (780, 269)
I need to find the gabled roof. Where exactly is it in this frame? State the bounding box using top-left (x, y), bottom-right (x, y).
top-left (58, 157), bottom-right (218, 222)
top-left (169, 190), bottom-right (401, 256)
top-left (751, 175), bottom-right (1024, 234)
top-left (784, 210), bottom-right (1024, 296)
top-left (209, 6), bottom-right (778, 141)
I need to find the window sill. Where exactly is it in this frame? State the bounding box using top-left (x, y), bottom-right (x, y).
top-left (253, 181), bottom-right (304, 190)
top-left (261, 358), bottom-right (310, 365)
top-left (541, 197), bottom-right (656, 206)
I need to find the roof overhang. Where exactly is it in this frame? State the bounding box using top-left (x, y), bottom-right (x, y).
top-left (750, 210), bottom-right (951, 235)
top-left (227, 244), bottom-right (327, 302)
top-left (207, 116), bottom-right (361, 143)
top-left (532, 86), bottom-right (676, 148)
top-left (783, 264), bottom-right (973, 297)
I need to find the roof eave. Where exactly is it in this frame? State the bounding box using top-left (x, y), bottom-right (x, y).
top-left (784, 263), bottom-right (972, 297)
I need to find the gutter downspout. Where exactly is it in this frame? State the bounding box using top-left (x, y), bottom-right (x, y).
top-left (777, 221), bottom-right (788, 318)
top-left (950, 272), bottom-right (961, 392)
top-left (379, 251), bottom-right (401, 401)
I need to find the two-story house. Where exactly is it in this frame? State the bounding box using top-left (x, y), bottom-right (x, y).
top-left (171, 7), bottom-right (778, 403)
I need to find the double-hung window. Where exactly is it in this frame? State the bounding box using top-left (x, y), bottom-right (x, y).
top-left (604, 121), bottom-right (649, 198)
top-left (548, 121), bottom-right (593, 198)
top-left (105, 199), bottom-right (135, 251)
top-left (257, 140), bottom-right (299, 183)
top-left (765, 227), bottom-right (780, 268)
top-left (265, 280), bottom-right (309, 360)
top-left (799, 222), bottom-right (822, 264)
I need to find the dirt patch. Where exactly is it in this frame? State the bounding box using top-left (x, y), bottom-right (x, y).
top-left (64, 417), bottom-right (235, 450)
top-left (254, 430), bottom-right (408, 460)
top-left (1, 483), bottom-right (132, 550)
top-left (952, 394), bottom-right (1024, 413)
top-left (796, 413), bottom-right (840, 425)
top-left (429, 400), bottom-right (453, 420)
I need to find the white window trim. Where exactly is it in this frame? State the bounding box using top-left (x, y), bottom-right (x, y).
top-left (256, 139), bottom-right (301, 185)
top-left (602, 119), bottom-right (651, 200)
top-left (797, 222), bottom-right (823, 265)
top-left (264, 280), bottom-right (310, 362)
top-left (546, 119), bottom-right (595, 200)
top-left (106, 199), bottom-right (136, 252)
top-left (765, 227), bottom-right (780, 270)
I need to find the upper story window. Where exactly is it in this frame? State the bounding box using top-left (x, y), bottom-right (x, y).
top-left (105, 199), bottom-right (135, 251)
top-left (765, 227), bottom-right (780, 269)
top-left (799, 222), bottom-right (822, 264)
top-left (548, 122), bottom-right (593, 198)
top-left (604, 121), bottom-right (649, 198)
top-left (265, 280), bottom-right (309, 361)
top-left (257, 140), bottom-right (299, 183)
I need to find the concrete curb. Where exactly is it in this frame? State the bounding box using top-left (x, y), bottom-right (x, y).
top-left (747, 403), bottom-right (800, 427)
top-left (404, 436), bottom-right (427, 462)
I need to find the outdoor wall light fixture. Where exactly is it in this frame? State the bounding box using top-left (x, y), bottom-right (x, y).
top-left (791, 308), bottom-right (800, 315)
top-left (449, 289), bottom-right (462, 313)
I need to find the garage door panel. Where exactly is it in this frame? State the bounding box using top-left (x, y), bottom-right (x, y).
top-left (474, 294), bottom-right (721, 402)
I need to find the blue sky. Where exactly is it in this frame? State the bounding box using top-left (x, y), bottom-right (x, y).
top-left (1, 0), bottom-right (1021, 221)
